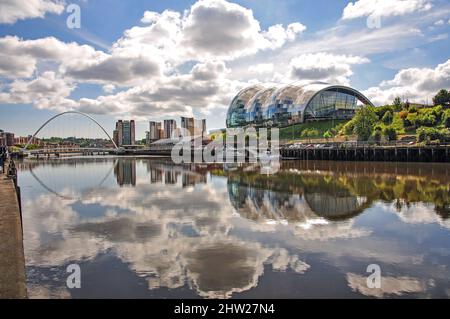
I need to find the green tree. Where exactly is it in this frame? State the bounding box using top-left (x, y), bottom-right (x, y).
top-left (408, 105), bottom-right (418, 113)
top-left (374, 124), bottom-right (383, 131)
top-left (443, 109), bottom-right (450, 128)
top-left (405, 112), bottom-right (418, 127)
top-left (353, 106), bottom-right (378, 141)
top-left (417, 112), bottom-right (436, 127)
top-left (431, 105), bottom-right (443, 120)
top-left (433, 89), bottom-right (450, 107)
top-left (372, 128), bottom-right (382, 143)
top-left (341, 120), bottom-right (355, 135)
top-left (382, 110), bottom-right (393, 125)
top-left (393, 97), bottom-right (402, 111)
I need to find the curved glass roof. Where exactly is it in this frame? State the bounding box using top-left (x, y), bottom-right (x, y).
top-left (226, 84), bottom-right (264, 127)
top-left (228, 84), bottom-right (265, 113)
top-left (248, 87), bottom-right (278, 112)
top-left (226, 81), bottom-right (374, 128)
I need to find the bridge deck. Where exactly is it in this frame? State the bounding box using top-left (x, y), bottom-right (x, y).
top-left (0, 171), bottom-right (27, 298)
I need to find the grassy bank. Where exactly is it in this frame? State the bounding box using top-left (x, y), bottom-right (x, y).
top-left (279, 119), bottom-right (348, 141)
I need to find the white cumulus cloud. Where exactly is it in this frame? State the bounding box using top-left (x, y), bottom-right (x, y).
top-left (0, 0), bottom-right (307, 120)
top-left (290, 53), bottom-right (369, 85)
top-left (0, 0), bottom-right (65, 24)
top-left (342, 0), bottom-right (432, 20)
top-left (364, 58), bottom-right (450, 105)
top-left (0, 71), bottom-right (76, 111)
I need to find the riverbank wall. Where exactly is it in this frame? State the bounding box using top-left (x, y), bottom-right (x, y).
top-left (18, 145), bottom-right (450, 163)
top-left (0, 160), bottom-right (27, 299)
top-left (280, 145), bottom-right (450, 163)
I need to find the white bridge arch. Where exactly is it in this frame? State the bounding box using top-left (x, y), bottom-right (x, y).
top-left (23, 110), bottom-right (118, 151)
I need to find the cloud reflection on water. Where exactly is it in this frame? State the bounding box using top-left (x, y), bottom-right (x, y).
top-left (18, 158), bottom-right (450, 298)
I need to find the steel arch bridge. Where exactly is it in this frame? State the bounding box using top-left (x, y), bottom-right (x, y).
top-left (22, 110), bottom-right (119, 154)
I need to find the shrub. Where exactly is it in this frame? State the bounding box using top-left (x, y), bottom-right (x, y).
top-left (374, 124), bottom-right (383, 131)
top-left (399, 111), bottom-right (408, 120)
top-left (443, 109), bottom-right (450, 128)
top-left (431, 105), bottom-right (443, 120)
top-left (417, 127), bottom-right (437, 142)
top-left (372, 129), bottom-right (382, 142)
top-left (342, 120), bottom-right (355, 135)
top-left (417, 113), bottom-right (437, 127)
top-left (323, 131), bottom-right (333, 139)
top-left (391, 113), bottom-right (405, 134)
top-left (409, 106), bottom-right (418, 113)
top-left (301, 128), bottom-right (319, 138)
top-left (375, 105), bottom-right (394, 118)
top-left (382, 126), bottom-right (397, 141)
top-left (382, 111), bottom-right (393, 125)
top-left (417, 127), bottom-right (450, 143)
top-left (405, 113), bottom-right (418, 127)
top-left (332, 122), bottom-right (345, 135)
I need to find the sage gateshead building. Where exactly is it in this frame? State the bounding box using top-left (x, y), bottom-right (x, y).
top-left (226, 81), bottom-right (374, 128)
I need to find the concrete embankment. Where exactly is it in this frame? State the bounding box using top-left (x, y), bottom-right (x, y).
top-left (133, 145), bottom-right (450, 163)
top-left (0, 164), bottom-right (27, 299)
top-left (280, 146), bottom-right (450, 163)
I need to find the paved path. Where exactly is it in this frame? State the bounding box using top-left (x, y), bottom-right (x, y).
top-left (0, 172), bottom-right (27, 298)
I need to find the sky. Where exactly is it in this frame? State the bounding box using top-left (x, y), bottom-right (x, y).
top-left (0, 0), bottom-right (449, 140)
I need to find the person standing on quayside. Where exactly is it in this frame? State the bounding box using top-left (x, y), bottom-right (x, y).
top-left (0, 146), bottom-right (5, 173)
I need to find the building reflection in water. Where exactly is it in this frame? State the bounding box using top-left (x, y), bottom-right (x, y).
top-left (145, 160), bottom-right (207, 187)
top-left (18, 158), bottom-right (450, 299)
top-left (227, 177), bottom-right (367, 225)
top-left (150, 168), bottom-right (163, 183)
top-left (114, 159), bottom-right (136, 186)
top-left (225, 161), bottom-right (450, 226)
top-left (182, 172), bottom-right (207, 188)
top-left (114, 159), bottom-right (208, 188)
top-left (164, 170), bottom-right (178, 184)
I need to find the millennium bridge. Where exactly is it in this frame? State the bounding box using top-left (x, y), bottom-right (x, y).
top-left (21, 110), bottom-right (122, 156)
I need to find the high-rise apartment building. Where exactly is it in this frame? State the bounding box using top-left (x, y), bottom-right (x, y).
top-left (181, 117), bottom-right (194, 136)
top-left (195, 119), bottom-right (206, 135)
top-left (130, 120), bottom-right (135, 145)
top-left (0, 130), bottom-right (14, 147)
top-left (163, 119), bottom-right (177, 139)
top-left (180, 117), bottom-right (206, 136)
top-left (113, 120), bottom-right (135, 146)
top-left (149, 121), bottom-right (162, 141)
top-left (123, 121), bottom-right (131, 145)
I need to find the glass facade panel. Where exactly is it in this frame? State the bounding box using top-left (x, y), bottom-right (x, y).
top-left (226, 83), bottom-right (372, 128)
top-left (226, 85), bottom-right (264, 128)
top-left (304, 89), bottom-right (359, 120)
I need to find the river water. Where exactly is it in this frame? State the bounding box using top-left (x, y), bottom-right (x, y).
top-left (17, 157), bottom-right (450, 298)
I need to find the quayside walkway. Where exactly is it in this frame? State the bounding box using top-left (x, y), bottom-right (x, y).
top-left (0, 162), bottom-right (27, 299)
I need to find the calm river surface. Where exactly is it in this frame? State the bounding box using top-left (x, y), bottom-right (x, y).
top-left (17, 157), bottom-right (450, 298)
